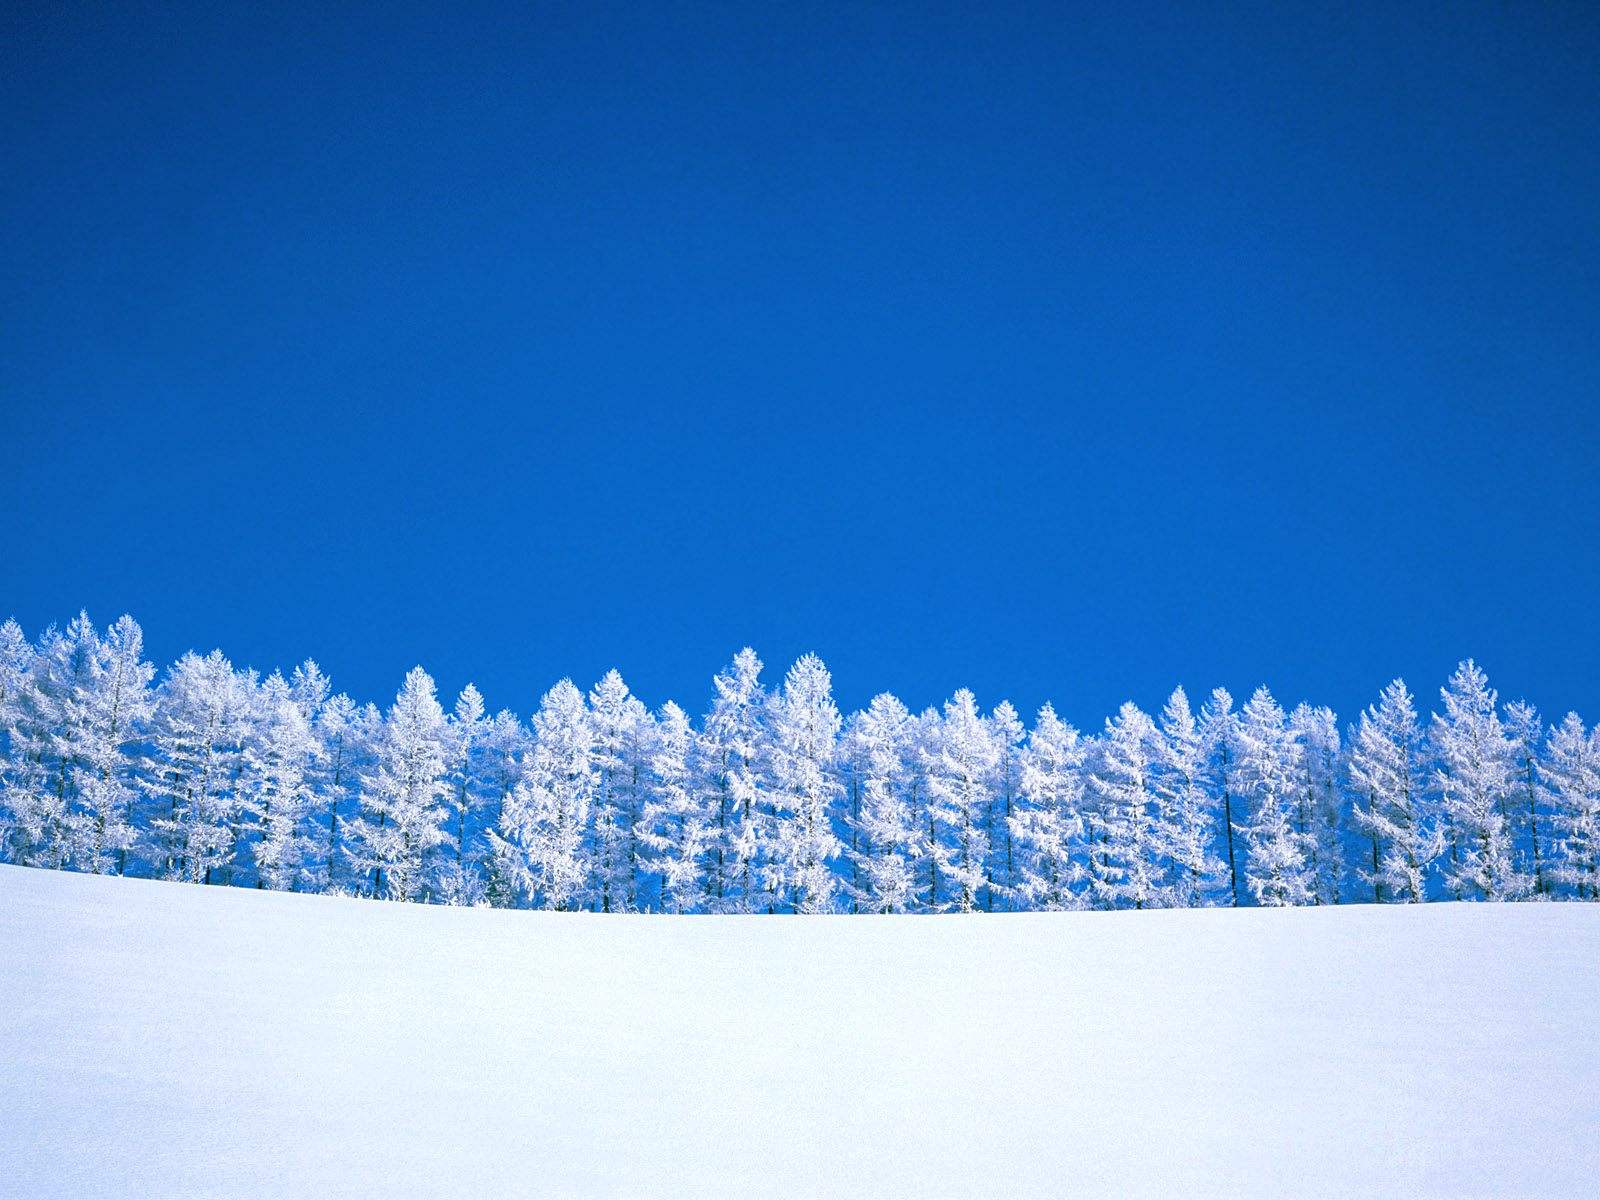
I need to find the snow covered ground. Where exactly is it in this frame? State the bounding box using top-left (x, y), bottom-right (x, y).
top-left (2, 865), bottom-right (1595, 1198)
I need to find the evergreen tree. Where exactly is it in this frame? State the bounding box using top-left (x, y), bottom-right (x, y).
top-left (1542, 713), bottom-right (1599, 899)
top-left (1010, 703), bottom-right (1086, 911)
top-left (348, 667), bottom-right (450, 902)
top-left (926, 689), bottom-right (997, 913)
top-left (1430, 661), bottom-right (1529, 901)
top-left (767, 654), bottom-right (843, 913)
top-left (1347, 680), bottom-right (1436, 903)
top-left (1234, 687), bottom-right (1313, 906)
top-left (486, 680), bottom-right (592, 910)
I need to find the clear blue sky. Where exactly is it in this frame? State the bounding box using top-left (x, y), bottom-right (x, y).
top-left (4, 1), bottom-right (1597, 726)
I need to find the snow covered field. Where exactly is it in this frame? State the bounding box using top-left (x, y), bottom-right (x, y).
top-left (2, 865), bottom-right (1596, 1198)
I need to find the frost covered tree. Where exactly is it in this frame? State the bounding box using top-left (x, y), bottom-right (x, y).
top-left (1234, 687), bottom-right (1313, 906)
top-left (240, 672), bottom-right (321, 891)
top-left (309, 693), bottom-right (378, 894)
top-left (697, 648), bottom-right (772, 912)
top-left (926, 689), bottom-right (998, 913)
top-left (435, 684), bottom-right (489, 906)
top-left (348, 667), bottom-right (450, 902)
top-left (842, 692), bottom-right (922, 913)
top-left (1154, 687), bottom-right (1226, 907)
top-left (588, 671), bottom-right (651, 912)
top-left (986, 700), bottom-right (1025, 910)
top-left (1199, 688), bottom-right (1242, 905)
top-left (767, 654), bottom-right (843, 913)
top-left (1009, 703), bottom-right (1085, 910)
top-left (1289, 703), bottom-right (1344, 904)
top-left (1502, 700), bottom-right (1547, 895)
top-left (1086, 702), bottom-right (1165, 909)
top-left (487, 680), bottom-right (593, 910)
top-left (636, 701), bottom-right (710, 912)
top-left (1430, 661), bottom-right (1529, 901)
top-left (1347, 680), bottom-right (1436, 903)
top-left (1542, 713), bottom-right (1599, 899)
top-left (145, 650), bottom-right (254, 884)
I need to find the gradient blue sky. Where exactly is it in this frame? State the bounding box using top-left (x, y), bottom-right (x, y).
top-left (4, 1), bottom-right (1598, 725)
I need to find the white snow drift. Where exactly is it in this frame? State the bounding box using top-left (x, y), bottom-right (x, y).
top-left (2, 865), bottom-right (1595, 1198)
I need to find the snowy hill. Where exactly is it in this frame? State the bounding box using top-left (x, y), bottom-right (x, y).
top-left (2, 866), bottom-right (1595, 1198)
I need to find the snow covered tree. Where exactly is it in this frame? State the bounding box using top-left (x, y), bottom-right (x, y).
top-left (307, 693), bottom-right (378, 894)
top-left (1010, 703), bottom-right (1086, 911)
top-left (1430, 661), bottom-right (1529, 901)
top-left (486, 680), bottom-right (593, 910)
top-left (0, 619), bottom-right (36, 860)
top-left (1234, 687), bottom-right (1313, 906)
top-left (926, 689), bottom-right (998, 913)
top-left (347, 667), bottom-right (451, 902)
top-left (1199, 688), bottom-right (1243, 905)
top-left (986, 700), bottom-right (1025, 910)
top-left (1542, 713), bottom-right (1599, 899)
top-left (637, 701), bottom-right (711, 912)
top-left (239, 672), bottom-right (321, 891)
top-left (435, 684), bottom-right (489, 906)
top-left (1502, 700), bottom-right (1548, 895)
top-left (1347, 680), bottom-right (1437, 903)
top-left (697, 648), bottom-right (773, 913)
top-left (1289, 703), bottom-right (1344, 904)
top-left (1153, 687), bottom-right (1226, 907)
top-left (1086, 702), bottom-right (1165, 909)
top-left (840, 693), bottom-right (923, 913)
top-left (587, 671), bottom-right (652, 912)
top-left (767, 654), bottom-right (843, 913)
top-left (144, 650), bottom-right (254, 884)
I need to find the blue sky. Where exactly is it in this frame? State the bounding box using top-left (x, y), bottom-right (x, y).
top-left (4, 1), bottom-right (1598, 725)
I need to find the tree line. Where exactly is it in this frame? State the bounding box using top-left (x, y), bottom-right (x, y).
top-left (1, 611), bottom-right (1596, 912)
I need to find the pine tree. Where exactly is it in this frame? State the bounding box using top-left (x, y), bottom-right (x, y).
top-left (348, 667), bottom-right (450, 902)
top-left (1199, 688), bottom-right (1243, 905)
top-left (1010, 703), bottom-right (1086, 911)
top-left (588, 671), bottom-right (651, 912)
top-left (926, 689), bottom-right (998, 913)
top-left (842, 693), bottom-right (923, 913)
top-left (697, 649), bottom-right (772, 913)
top-left (1502, 700), bottom-right (1548, 895)
top-left (1347, 680), bottom-right (1437, 903)
top-left (1234, 687), bottom-right (1313, 906)
top-left (0, 619), bottom-right (37, 861)
top-left (767, 654), bottom-right (843, 913)
top-left (637, 701), bottom-right (711, 913)
top-left (1087, 702), bottom-right (1165, 909)
top-left (1430, 661), bottom-right (1529, 901)
top-left (486, 680), bottom-right (593, 910)
top-left (1153, 687), bottom-right (1226, 907)
top-left (1542, 713), bottom-right (1599, 899)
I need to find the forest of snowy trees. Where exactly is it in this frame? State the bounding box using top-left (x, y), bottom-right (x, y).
top-left (2, 611), bottom-right (1597, 912)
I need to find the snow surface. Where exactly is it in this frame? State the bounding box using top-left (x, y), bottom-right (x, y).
top-left (2, 865), bottom-right (1596, 1198)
